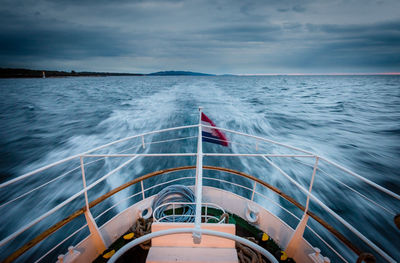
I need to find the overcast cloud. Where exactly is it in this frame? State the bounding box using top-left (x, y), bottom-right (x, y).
top-left (0, 0), bottom-right (399, 74)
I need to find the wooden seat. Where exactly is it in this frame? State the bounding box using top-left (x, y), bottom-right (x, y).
top-left (146, 223), bottom-right (238, 263)
top-left (146, 247), bottom-right (238, 263)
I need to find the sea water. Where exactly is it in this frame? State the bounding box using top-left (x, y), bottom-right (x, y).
top-left (0, 76), bottom-right (399, 262)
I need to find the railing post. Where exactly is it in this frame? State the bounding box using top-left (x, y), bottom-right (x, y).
top-left (141, 180), bottom-right (145, 200)
top-left (141, 135), bottom-right (145, 149)
top-left (251, 181), bottom-right (257, 201)
top-left (305, 156), bottom-right (319, 213)
top-left (285, 156), bottom-right (319, 257)
top-left (205, 204), bottom-right (208, 222)
top-left (172, 203), bottom-right (175, 222)
top-left (193, 107), bottom-right (203, 244)
top-left (80, 157), bottom-right (107, 253)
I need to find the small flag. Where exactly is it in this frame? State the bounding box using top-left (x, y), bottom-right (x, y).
top-left (201, 113), bottom-right (229, 146)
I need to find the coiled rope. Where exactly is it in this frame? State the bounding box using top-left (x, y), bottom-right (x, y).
top-left (237, 237), bottom-right (266, 263)
top-left (152, 185), bottom-right (196, 222)
top-left (130, 217), bottom-right (152, 250)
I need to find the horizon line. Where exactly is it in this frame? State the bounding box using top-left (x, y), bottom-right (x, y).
top-left (238, 72), bottom-right (400, 76)
top-left (2, 67), bottom-right (400, 76)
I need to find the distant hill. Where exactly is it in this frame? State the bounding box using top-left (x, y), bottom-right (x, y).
top-left (0, 68), bottom-right (216, 78)
top-left (147, 71), bottom-right (214, 76)
top-left (0, 68), bottom-right (144, 78)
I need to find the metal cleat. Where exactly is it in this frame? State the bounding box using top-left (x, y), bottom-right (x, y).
top-left (309, 247), bottom-right (330, 263)
top-left (56, 246), bottom-right (80, 263)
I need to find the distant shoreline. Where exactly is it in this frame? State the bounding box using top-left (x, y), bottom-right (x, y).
top-left (1, 68), bottom-right (399, 78)
top-left (0, 68), bottom-right (214, 78)
top-left (0, 68), bottom-right (145, 78)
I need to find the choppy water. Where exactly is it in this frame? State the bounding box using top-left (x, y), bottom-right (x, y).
top-left (0, 76), bottom-right (399, 262)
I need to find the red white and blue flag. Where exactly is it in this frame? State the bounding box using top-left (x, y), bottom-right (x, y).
top-left (201, 113), bottom-right (229, 147)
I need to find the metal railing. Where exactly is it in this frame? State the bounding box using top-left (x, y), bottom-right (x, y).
top-left (107, 228), bottom-right (279, 263)
top-left (29, 171), bottom-right (345, 263)
top-left (0, 122), bottom-right (398, 263)
top-left (152, 202), bottom-right (226, 223)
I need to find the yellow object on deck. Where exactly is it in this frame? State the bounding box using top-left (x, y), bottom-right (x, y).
top-left (280, 251), bottom-right (288, 260)
top-left (103, 249), bottom-right (115, 259)
top-left (123, 233), bottom-right (135, 240)
top-left (261, 233), bottom-right (269, 241)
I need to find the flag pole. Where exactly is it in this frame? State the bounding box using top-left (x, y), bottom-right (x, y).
top-left (193, 106), bottom-right (203, 244)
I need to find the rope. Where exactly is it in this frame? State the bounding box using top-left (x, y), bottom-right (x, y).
top-left (220, 213), bottom-right (229, 223)
top-left (152, 185), bottom-right (196, 222)
top-left (130, 217), bottom-right (152, 250)
top-left (236, 237), bottom-right (266, 263)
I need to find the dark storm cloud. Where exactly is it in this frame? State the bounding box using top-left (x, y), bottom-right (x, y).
top-left (0, 0), bottom-right (399, 73)
top-left (297, 20), bottom-right (400, 69)
top-left (0, 26), bottom-right (129, 58)
top-left (0, 11), bottom-right (137, 70)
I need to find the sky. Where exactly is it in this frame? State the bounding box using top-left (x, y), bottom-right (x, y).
top-left (0, 0), bottom-right (399, 74)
